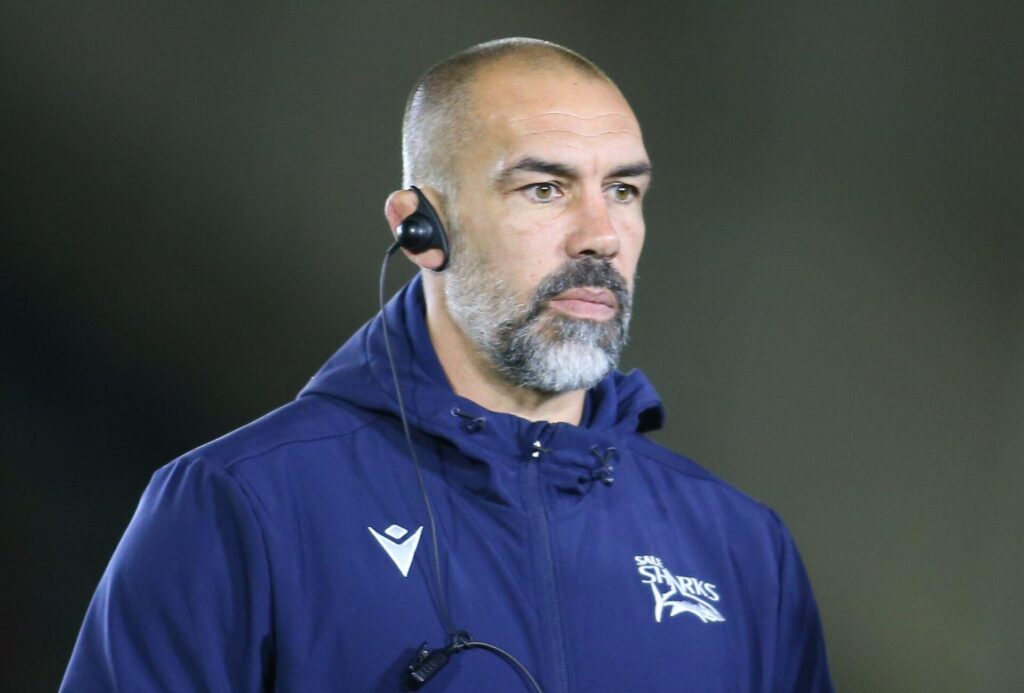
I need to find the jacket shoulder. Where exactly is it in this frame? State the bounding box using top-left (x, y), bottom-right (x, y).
top-left (626, 434), bottom-right (772, 516)
top-left (181, 394), bottom-right (383, 475)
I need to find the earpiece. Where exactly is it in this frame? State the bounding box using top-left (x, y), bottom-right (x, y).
top-left (396, 186), bottom-right (450, 271)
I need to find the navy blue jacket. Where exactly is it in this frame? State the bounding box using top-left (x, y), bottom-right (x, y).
top-left (63, 276), bottom-right (832, 692)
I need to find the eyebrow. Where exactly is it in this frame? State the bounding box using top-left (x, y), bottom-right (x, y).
top-left (608, 161), bottom-right (653, 180)
top-left (496, 157), bottom-right (578, 184)
top-left (496, 156), bottom-right (653, 186)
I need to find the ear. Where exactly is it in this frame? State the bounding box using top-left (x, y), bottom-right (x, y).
top-left (384, 188), bottom-right (447, 271)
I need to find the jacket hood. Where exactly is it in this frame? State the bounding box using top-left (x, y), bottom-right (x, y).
top-left (299, 275), bottom-right (664, 459)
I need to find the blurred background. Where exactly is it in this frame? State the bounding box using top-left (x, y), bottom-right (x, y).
top-left (2, 1), bottom-right (1021, 690)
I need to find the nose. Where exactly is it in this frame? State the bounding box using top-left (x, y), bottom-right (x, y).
top-left (565, 189), bottom-right (620, 259)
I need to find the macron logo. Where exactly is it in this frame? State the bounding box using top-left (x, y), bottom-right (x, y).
top-left (368, 524), bottom-right (423, 577)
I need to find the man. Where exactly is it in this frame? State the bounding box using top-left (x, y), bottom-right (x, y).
top-left (63, 38), bottom-right (832, 691)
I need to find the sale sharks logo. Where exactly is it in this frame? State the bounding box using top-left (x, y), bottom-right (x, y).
top-left (635, 555), bottom-right (726, 624)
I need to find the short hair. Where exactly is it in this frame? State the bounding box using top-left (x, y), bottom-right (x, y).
top-left (401, 38), bottom-right (612, 198)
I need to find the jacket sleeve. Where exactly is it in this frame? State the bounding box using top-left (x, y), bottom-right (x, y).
top-left (61, 456), bottom-right (273, 692)
top-left (770, 510), bottom-right (834, 692)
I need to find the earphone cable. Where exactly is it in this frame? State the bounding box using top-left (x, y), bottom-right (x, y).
top-left (378, 244), bottom-right (544, 692)
top-left (461, 641), bottom-right (544, 693)
top-left (379, 243), bottom-right (456, 639)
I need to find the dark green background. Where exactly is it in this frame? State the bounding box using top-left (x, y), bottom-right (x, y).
top-left (3, 1), bottom-right (1021, 690)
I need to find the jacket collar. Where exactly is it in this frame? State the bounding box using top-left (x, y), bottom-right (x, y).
top-left (299, 275), bottom-right (664, 483)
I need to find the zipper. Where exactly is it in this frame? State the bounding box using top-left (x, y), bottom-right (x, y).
top-left (522, 423), bottom-right (570, 693)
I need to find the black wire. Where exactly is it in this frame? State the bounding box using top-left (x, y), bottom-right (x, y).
top-left (378, 244), bottom-right (544, 693)
top-left (462, 641), bottom-right (545, 693)
top-left (379, 243), bottom-right (456, 639)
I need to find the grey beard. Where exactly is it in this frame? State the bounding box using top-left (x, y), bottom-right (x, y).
top-left (445, 250), bottom-right (633, 394)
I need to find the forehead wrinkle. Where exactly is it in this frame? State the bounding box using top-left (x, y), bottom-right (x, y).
top-left (518, 129), bottom-right (633, 137)
top-left (513, 140), bottom-right (646, 158)
top-left (508, 111), bottom-right (627, 122)
top-left (509, 114), bottom-right (641, 141)
top-left (511, 114), bottom-right (636, 127)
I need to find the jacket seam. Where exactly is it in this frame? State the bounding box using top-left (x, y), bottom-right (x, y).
top-left (213, 460), bottom-right (277, 686)
top-left (220, 412), bottom-right (388, 472)
top-left (626, 438), bottom-right (771, 513)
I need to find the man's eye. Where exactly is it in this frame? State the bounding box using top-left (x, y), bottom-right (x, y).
top-left (526, 183), bottom-right (562, 202)
top-left (609, 184), bottom-right (638, 202)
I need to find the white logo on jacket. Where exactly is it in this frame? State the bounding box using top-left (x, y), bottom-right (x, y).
top-left (369, 524), bottom-right (423, 577)
top-left (635, 555), bottom-right (725, 624)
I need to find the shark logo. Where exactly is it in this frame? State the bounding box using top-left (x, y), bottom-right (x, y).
top-left (635, 555), bottom-right (726, 624)
top-left (368, 524), bottom-right (423, 577)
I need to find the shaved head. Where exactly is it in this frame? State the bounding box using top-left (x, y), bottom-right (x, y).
top-left (402, 38), bottom-right (614, 199)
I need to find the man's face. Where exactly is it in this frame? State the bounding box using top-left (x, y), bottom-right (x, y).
top-left (442, 62), bottom-right (651, 393)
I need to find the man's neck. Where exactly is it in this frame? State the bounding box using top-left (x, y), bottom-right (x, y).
top-left (423, 280), bottom-right (586, 426)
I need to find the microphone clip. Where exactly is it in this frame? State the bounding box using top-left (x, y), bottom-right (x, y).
top-left (404, 632), bottom-right (472, 690)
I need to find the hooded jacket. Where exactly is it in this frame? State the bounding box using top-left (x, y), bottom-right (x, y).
top-left (62, 276), bottom-right (832, 692)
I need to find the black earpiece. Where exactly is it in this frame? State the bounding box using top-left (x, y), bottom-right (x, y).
top-left (395, 186), bottom-right (450, 271)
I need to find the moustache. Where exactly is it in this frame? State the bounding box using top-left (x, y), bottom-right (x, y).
top-left (531, 258), bottom-right (631, 318)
